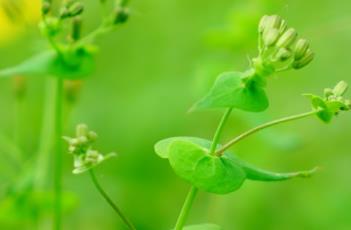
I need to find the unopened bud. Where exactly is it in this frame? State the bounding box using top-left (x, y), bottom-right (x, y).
top-left (263, 28), bottom-right (280, 47)
top-left (71, 17), bottom-right (82, 41)
top-left (258, 15), bottom-right (269, 33)
top-left (42, 2), bottom-right (51, 15)
top-left (292, 49), bottom-right (314, 69)
top-left (294, 39), bottom-right (310, 60)
top-left (68, 2), bottom-right (84, 17)
top-left (333, 81), bottom-right (348, 97)
top-left (279, 20), bottom-right (287, 34)
top-left (276, 28), bottom-right (297, 48)
top-left (275, 48), bottom-right (292, 61)
top-left (324, 88), bottom-right (333, 97)
top-left (114, 7), bottom-right (129, 24)
top-left (266, 15), bottom-right (282, 30)
top-left (76, 124), bottom-right (88, 137)
top-left (88, 131), bottom-right (98, 141)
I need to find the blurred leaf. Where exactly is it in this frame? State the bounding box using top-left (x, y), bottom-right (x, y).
top-left (191, 72), bottom-right (268, 112)
top-left (0, 48), bottom-right (94, 79)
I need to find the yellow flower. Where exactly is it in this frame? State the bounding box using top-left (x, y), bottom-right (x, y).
top-left (0, 0), bottom-right (41, 45)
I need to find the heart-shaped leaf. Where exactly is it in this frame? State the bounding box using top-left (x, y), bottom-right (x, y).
top-left (168, 140), bottom-right (246, 194)
top-left (180, 223), bottom-right (222, 230)
top-left (191, 71), bottom-right (269, 112)
top-left (0, 48), bottom-right (94, 79)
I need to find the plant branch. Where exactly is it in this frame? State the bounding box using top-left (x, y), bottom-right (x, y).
top-left (209, 107), bottom-right (233, 155)
top-left (174, 186), bottom-right (199, 230)
top-left (215, 110), bottom-right (319, 156)
top-left (89, 169), bottom-right (136, 230)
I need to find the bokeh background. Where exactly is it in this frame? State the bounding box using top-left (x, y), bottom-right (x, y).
top-left (0, 0), bottom-right (351, 229)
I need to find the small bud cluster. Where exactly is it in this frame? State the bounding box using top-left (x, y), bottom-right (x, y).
top-left (63, 124), bottom-right (116, 174)
top-left (59, 1), bottom-right (85, 19)
top-left (323, 81), bottom-right (351, 111)
top-left (254, 15), bottom-right (314, 75)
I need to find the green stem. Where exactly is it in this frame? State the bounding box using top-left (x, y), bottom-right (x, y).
top-left (54, 77), bottom-right (64, 230)
top-left (34, 78), bottom-right (56, 188)
top-left (89, 169), bottom-right (136, 230)
top-left (209, 108), bottom-right (233, 155)
top-left (174, 108), bottom-right (233, 229)
top-left (215, 110), bottom-right (319, 156)
top-left (174, 186), bottom-right (199, 230)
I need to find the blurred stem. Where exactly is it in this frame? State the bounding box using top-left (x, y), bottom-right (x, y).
top-left (89, 169), bottom-right (136, 230)
top-left (34, 78), bottom-right (55, 188)
top-left (215, 110), bottom-right (319, 156)
top-left (174, 186), bottom-right (199, 230)
top-left (209, 107), bottom-right (233, 155)
top-left (54, 77), bottom-right (64, 230)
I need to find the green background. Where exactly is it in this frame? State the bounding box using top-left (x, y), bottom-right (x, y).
top-left (0, 0), bottom-right (350, 229)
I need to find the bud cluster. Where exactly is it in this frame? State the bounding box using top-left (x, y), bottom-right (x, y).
top-left (63, 124), bottom-right (116, 174)
top-left (254, 15), bottom-right (314, 76)
top-left (59, 1), bottom-right (85, 19)
top-left (323, 81), bottom-right (351, 111)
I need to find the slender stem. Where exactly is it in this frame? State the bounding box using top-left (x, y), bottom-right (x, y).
top-left (174, 186), bottom-right (199, 230)
top-left (34, 78), bottom-right (56, 188)
top-left (174, 108), bottom-right (233, 229)
top-left (89, 169), bottom-right (136, 230)
top-left (215, 110), bottom-right (319, 156)
top-left (209, 108), bottom-right (233, 155)
top-left (54, 77), bottom-right (64, 230)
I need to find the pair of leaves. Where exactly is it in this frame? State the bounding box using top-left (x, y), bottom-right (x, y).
top-left (305, 94), bottom-right (347, 123)
top-left (191, 71), bottom-right (269, 112)
top-left (155, 137), bottom-right (317, 194)
top-left (0, 47), bottom-right (95, 80)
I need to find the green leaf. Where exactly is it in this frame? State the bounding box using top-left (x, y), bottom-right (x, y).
top-left (0, 48), bottom-right (94, 79)
top-left (168, 140), bottom-right (245, 194)
top-left (192, 71), bottom-right (268, 112)
top-left (182, 223), bottom-right (222, 230)
top-left (155, 137), bottom-right (212, 159)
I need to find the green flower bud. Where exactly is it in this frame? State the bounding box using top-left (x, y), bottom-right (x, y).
top-left (88, 131), bottom-right (98, 141)
top-left (266, 15), bottom-right (282, 30)
top-left (76, 124), bottom-right (88, 137)
top-left (294, 39), bottom-right (310, 60)
top-left (279, 19), bottom-right (287, 34)
top-left (275, 48), bottom-right (292, 61)
top-left (263, 28), bottom-right (280, 47)
top-left (258, 15), bottom-right (269, 33)
top-left (324, 88), bottom-right (333, 98)
top-left (333, 81), bottom-right (348, 97)
top-left (71, 16), bottom-right (82, 41)
top-left (276, 28), bottom-right (297, 48)
top-left (68, 2), bottom-right (84, 17)
top-left (292, 49), bottom-right (314, 69)
top-left (114, 6), bottom-right (129, 24)
top-left (42, 2), bottom-right (51, 15)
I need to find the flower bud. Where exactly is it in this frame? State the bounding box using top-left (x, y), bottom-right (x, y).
top-left (88, 131), bottom-right (98, 141)
top-left (292, 49), bottom-right (314, 69)
top-left (42, 1), bottom-right (51, 15)
top-left (276, 28), bottom-right (297, 48)
top-left (114, 6), bottom-right (129, 24)
top-left (279, 20), bottom-right (287, 34)
top-left (294, 39), bottom-right (310, 60)
top-left (275, 48), bottom-right (292, 61)
top-left (266, 15), bottom-right (282, 30)
top-left (76, 124), bottom-right (88, 137)
top-left (263, 28), bottom-right (280, 47)
top-left (68, 2), bottom-right (84, 17)
top-left (71, 17), bottom-right (82, 41)
top-left (333, 81), bottom-right (348, 97)
top-left (324, 88), bottom-right (333, 98)
top-left (258, 15), bottom-right (269, 33)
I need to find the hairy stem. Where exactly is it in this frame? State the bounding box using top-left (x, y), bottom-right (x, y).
top-left (174, 186), bottom-right (199, 230)
top-left (209, 108), bottom-right (233, 155)
top-left (89, 169), bottom-right (136, 230)
top-left (54, 77), bottom-right (64, 230)
top-left (215, 110), bottom-right (319, 156)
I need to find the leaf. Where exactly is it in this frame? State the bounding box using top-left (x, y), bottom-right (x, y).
top-left (168, 140), bottom-right (246, 194)
top-left (231, 154), bottom-right (319, 181)
top-left (192, 71), bottom-right (269, 112)
top-left (0, 48), bottom-right (94, 79)
top-left (155, 137), bottom-right (213, 159)
top-left (182, 223), bottom-right (222, 230)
